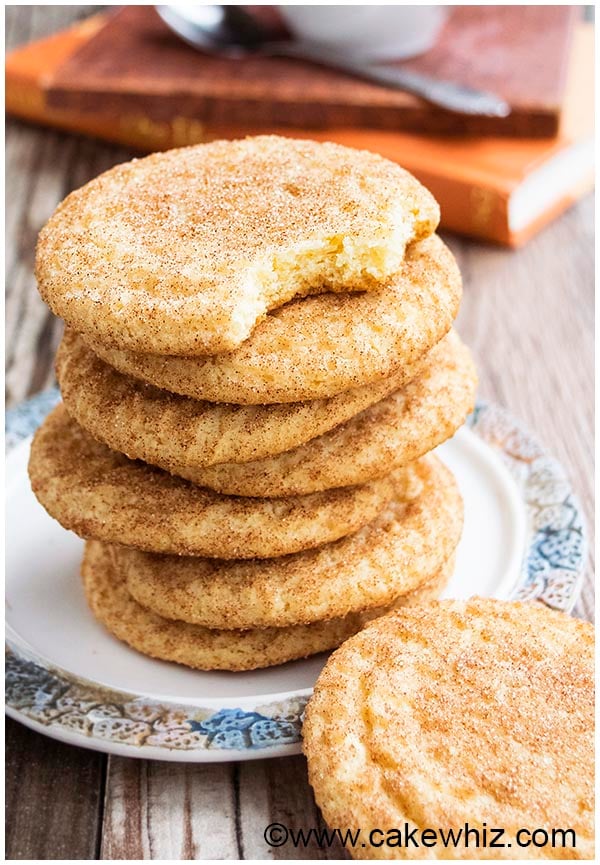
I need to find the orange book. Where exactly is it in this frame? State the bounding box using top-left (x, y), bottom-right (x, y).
top-left (6, 16), bottom-right (594, 247)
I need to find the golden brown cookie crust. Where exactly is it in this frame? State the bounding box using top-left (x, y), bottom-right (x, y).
top-left (303, 599), bottom-right (594, 860)
top-left (29, 405), bottom-right (397, 558)
top-left (83, 235), bottom-right (461, 404)
top-left (36, 136), bottom-right (439, 356)
top-left (56, 329), bottom-right (431, 469)
top-left (82, 542), bottom-right (452, 672)
top-left (120, 455), bottom-right (463, 629)
top-left (175, 331), bottom-right (477, 495)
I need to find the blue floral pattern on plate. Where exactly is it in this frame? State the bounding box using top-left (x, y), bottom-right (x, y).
top-left (5, 391), bottom-right (587, 755)
top-left (465, 400), bottom-right (586, 610)
top-left (5, 646), bottom-right (307, 751)
top-left (5, 386), bottom-right (60, 452)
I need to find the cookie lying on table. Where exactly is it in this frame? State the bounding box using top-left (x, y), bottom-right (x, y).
top-left (303, 598), bottom-right (594, 860)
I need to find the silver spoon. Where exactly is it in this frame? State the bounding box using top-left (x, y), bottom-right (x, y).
top-left (156, 4), bottom-right (510, 118)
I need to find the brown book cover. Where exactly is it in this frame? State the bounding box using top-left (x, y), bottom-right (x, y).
top-left (44, 5), bottom-right (576, 138)
top-left (6, 14), bottom-right (593, 247)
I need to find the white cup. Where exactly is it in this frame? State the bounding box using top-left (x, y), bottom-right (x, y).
top-left (277, 5), bottom-right (448, 62)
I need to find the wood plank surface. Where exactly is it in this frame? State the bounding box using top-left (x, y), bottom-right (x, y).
top-left (5, 716), bottom-right (105, 859)
top-left (5, 6), bottom-right (594, 861)
top-left (6, 9), bottom-right (111, 862)
top-left (100, 756), bottom-right (345, 860)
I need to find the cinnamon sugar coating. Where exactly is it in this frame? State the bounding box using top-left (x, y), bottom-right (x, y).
top-left (36, 135), bottom-right (439, 356)
top-left (28, 405), bottom-right (397, 559)
top-left (82, 542), bottom-right (452, 672)
top-left (118, 455), bottom-right (462, 629)
top-left (56, 329), bottom-right (431, 469)
top-left (303, 599), bottom-right (594, 860)
top-left (175, 331), bottom-right (476, 495)
top-left (82, 234), bottom-right (461, 404)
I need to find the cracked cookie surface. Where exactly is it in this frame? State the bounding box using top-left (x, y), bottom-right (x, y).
top-left (303, 598), bottom-right (594, 860)
top-left (37, 135), bottom-right (439, 356)
top-left (82, 542), bottom-right (452, 672)
top-left (29, 404), bottom-right (397, 558)
top-left (120, 456), bottom-right (462, 629)
top-left (82, 235), bottom-right (461, 404)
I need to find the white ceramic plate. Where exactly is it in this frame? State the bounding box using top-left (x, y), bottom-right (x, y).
top-left (5, 394), bottom-right (586, 762)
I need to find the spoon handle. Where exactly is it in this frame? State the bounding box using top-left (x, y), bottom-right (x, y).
top-left (270, 42), bottom-right (511, 119)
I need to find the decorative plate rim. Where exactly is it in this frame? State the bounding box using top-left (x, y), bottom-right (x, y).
top-left (5, 389), bottom-right (587, 760)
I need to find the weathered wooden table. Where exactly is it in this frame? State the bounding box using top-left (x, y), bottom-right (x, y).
top-left (6, 6), bottom-right (594, 860)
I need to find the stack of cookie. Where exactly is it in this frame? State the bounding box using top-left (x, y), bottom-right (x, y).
top-left (29, 136), bottom-right (476, 672)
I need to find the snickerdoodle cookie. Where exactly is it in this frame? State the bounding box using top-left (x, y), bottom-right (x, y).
top-left (119, 455), bottom-right (462, 629)
top-left (56, 330), bottom-right (430, 470)
top-left (29, 405), bottom-right (396, 558)
top-left (82, 542), bottom-right (452, 672)
top-left (174, 332), bottom-right (476, 495)
top-left (36, 136), bottom-right (439, 356)
top-left (82, 235), bottom-right (461, 404)
top-left (303, 599), bottom-right (594, 860)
